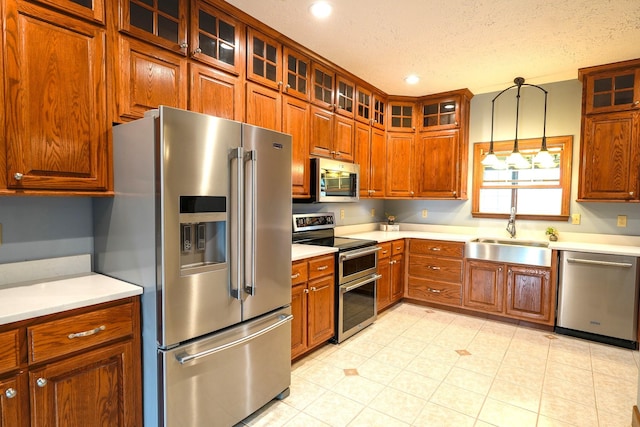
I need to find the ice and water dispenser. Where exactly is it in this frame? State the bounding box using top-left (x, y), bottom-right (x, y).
top-left (179, 196), bottom-right (226, 274)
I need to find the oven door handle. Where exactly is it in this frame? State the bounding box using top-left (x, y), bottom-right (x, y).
top-left (340, 246), bottom-right (381, 261)
top-left (341, 274), bottom-right (382, 293)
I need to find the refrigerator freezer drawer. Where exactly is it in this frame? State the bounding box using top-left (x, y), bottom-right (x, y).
top-left (162, 307), bottom-right (292, 427)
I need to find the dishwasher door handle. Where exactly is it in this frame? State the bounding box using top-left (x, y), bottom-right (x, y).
top-left (566, 258), bottom-right (633, 268)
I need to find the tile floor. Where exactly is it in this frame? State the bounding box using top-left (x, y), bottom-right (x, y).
top-left (239, 302), bottom-right (639, 427)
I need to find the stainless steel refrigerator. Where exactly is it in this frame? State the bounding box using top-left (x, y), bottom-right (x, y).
top-left (93, 106), bottom-right (293, 426)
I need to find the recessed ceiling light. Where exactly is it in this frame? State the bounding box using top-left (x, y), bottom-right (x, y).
top-left (404, 75), bottom-right (420, 85)
top-left (310, 2), bottom-right (332, 19)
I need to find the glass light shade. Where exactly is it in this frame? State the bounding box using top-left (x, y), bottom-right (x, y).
top-left (506, 150), bottom-right (527, 167)
top-left (481, 152), bottom-right (498, 166)
top-left (533, 149), bottom-right (555, 168)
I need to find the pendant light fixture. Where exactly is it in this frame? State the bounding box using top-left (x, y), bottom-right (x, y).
top-left (482, 77), bottom-right (551, 168)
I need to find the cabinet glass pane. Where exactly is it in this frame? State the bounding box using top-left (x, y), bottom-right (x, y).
top-left (593, 93), bottom-right (611, 108)
top-left (130, 3), bottom-right (153, 33)
top-left (298, 78), bottom-right (307, 94)
top-left (71, 0), bottom-right (93, 7)
top-left (392, 105), bottom-right (401, 116)
top-left (594, 77), bottom-right (612, 92)
top-left (200, 11), bottom-right (216, 34)
top-left (423, 104), bottom-right (437, 115)
top-left (219, 43), bottom-right (234, 65)
top-left (615, 74), bottom-right (635, 89)
top-left (219, 21), bottom-right (235, 44)
top-left (402, 118), bottom-right (412, 127)
top-left (615, 90), bottom-right (634, 105)
top-left (402, 106), bottom-right (412, 116)
top-left (136, 0), bottom-right (153, 6)
top-left (424, 117), bottom-right (437, 127)
top-left (440, 113), bottom-right (455, 125)
top-left (392, 117), bottom-right (401, 127)
top-left (253, 38), bottom-right (264, 56)
top-left (266, 44), bottom-right (277, 63)
top-left (253, 58), bottom-right (264, 77)
top-left (314, 69), bottom-right (333, 103)
top-left (288, 55), bottom-right (296, 72)
top-left (299, 61), bottom-right (307, 76)
top-left (199, 34), bottom-right (217, 58)
top-left (266, 63), bottom-right (277, 81)
top-left (158, 0), bottom-right (179, 18)
top-left (158, 16), bottom-right (178, 42)
top-left (374, 99), bottom-right (385, 125)
top-left (440, 102), bottom-right (456, 113)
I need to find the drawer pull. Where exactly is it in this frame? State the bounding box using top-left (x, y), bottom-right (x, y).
top-left (316, 265), bottom-right (328, 271)
top-left (427, 287), bottom-right (441, 293)
top-left (68, 325), bottom-right (106, 339)
top-left (36, 378), bottom-right (47, 388)
top-left (429, 266), bottom-right (441, 270)
top-left (430, 247), bottom-right (441, 251)
top-left (5, 388), bottom-right (17, 398)
top-left (291, 272), bottom-right (300, 279)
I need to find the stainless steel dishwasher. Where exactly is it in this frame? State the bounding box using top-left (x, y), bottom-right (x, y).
top-left (556, 251), bottom-right (640, 349)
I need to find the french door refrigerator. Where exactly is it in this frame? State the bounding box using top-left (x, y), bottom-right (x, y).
top-left (93, 106), bottom-right (293, 426)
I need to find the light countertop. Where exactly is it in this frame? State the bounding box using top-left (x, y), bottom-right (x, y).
top-left (292, 244), bottom-right (338, 261)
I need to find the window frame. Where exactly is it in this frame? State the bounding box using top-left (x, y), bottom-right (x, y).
top-left (471, 135), bottom-right (573, 221)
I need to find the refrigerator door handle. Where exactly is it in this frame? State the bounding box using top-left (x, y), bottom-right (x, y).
top-left (174, 314), bottom-right (293, 364)
top-left (229, 147), bottom-right (244, 300)
top-left (244, 150), bottom-right (257, 296)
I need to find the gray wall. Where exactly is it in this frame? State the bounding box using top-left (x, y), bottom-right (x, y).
top-left (0, 197), bottom-right (93, 264)
top-left (2, 79), bottom-right (638, 266)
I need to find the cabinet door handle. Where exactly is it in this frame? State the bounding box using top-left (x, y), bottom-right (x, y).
top-left (4, 388), bottom-right (17, 398)
top-left (430, 247), bottom-right (441, 251)
top-left (429, 266), bottom-right (441, 270)
top-left (634, 100), bottom-right (639, 106)
top-left (303, 289), bottom-right (309, 294)
top-left (14, 172), bottom-right (23, 181)
top-left (316, 265), bottom-right (328, 271)
top-left (291, 272), bottom-right (300, 279)
top-left (427, 287), bottom-right (441, 293)
top-left (310, 287), bottom-right (317, 292)
top-left (36, 378), bottom-right (47, 388)
top-left (68, 325), bottom-right (106, 339)
top-left (180, 42), bottom-right (188, 49)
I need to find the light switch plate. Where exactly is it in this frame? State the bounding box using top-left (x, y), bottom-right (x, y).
top-left (340, 209), bottom-right (345, 219)
top-left (422, 209), bottom-right (428, 218)
top-left (571, 214), bottom-right (581, 225)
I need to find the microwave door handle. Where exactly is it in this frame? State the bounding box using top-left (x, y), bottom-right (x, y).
top-left (244, 150), bottom-right (257, 296)
top-left (229, 147), bottom-right (244, 300)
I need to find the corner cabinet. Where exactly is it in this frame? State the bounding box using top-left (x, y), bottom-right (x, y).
top-left (0, 297), bottom-right (142, 427)
top-left (291, 254), bottom-right (335, 360)
top-left (2, 0), bottom-right (110, 194)
top-left (578, 58), bottom-right (640, 202)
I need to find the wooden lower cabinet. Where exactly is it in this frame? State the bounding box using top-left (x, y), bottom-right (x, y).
top-left (0, 298), bottom-right (141, 427)
top-left (406, 239), bottom-right (464, 307)
top-left (291, 255), bottom-right (335, 360)
top-left (377, 240), bottom-right (405, 312)
top-left (464, 260), bottom-right (554, 325)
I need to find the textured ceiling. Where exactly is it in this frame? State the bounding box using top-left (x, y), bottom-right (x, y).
top-left (225, 0), bottom-right (640, 96)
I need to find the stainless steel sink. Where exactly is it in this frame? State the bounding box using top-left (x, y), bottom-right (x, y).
top-left (466, 238), bottom-right (552, 267)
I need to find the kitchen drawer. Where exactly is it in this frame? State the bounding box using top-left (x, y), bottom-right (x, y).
top-left (291, 260), bottom-right (308, 285)
top-left (308, 254), bottom-right (335, 280)
top-left (407, 277), bottom-right (461, 306)
top-left (409, 239), bottom-right (464, 258)
top-left (0, 329), bottom-right (20, 374)
top-left (409, 255), bottom-right (463, 284)
top-left (391, 239), bottom-right (405, 256)
top-left (28, 302), bottom-right (135, 364)
top-left (377, 242), bottom-right (392, 259)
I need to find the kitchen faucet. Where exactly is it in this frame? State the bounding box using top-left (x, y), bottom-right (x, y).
top-left (506, 206), bottom-right (517, 238)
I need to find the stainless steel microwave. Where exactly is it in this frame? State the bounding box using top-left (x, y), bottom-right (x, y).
top-left (311, 158), bottom-right (360, 203)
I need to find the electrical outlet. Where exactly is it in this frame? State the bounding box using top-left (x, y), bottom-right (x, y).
top-left (340, 209), bottom-right (345, 220)
top-left (422, 209), bottom-right (428, 218)
top-left (617, 215), bottom-right (627, 227)
top-left (571, 213), bottom-right (581, 225)
top-left (371, 208), bottom-right (375, 217)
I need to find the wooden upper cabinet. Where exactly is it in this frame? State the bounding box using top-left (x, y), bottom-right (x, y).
top-left (189, 63), bottom-right (244, 121)
top-left (414, 130), bottom-right (464, 199)
top-left (333, 114), bottom-right (355, 161)
top-left (388, 101), bottom-right (416, 132)
top-left (356, 122), bottom-right (385, 198)
top-left (311, 62), bottom-right (335, 110)
top-left (283, 96), bottom-right (311, 198)
top-left (283, 47), bottom-right (311, 101)
top-left (580, 59), bottom-right (640, 115)
top-left (386, 133), bottom-right (414, 197)
top-left (31, 0), bottom-right (105, 23)
top-left (355, 86), bottom-right (372, 124)
top-left (118, 0), bottom-right (188, 54)
top-left (3, 1), bottom-right (109, 192)
top-left (578, 111), bottom-right (640, 201)
top-left (245, 81), bottom-right (282, 131)
top-left (578, 59), bottom-right (640, 202)
top-left (419, 89), bottom-right (473, 132)
top-left (189, 0), bottom-right (244, 75)
top-left (310, 105), bottom-right (334, 158)
top-left (117, 36), bottom-right (188, 121)
top-left (246, 27), bottom-right (282, 90)
top-left (335, 75), bottom-right (355, 118)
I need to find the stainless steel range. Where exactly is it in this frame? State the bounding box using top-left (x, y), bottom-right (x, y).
top-left (292, 213), bottom-right (381, 343)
